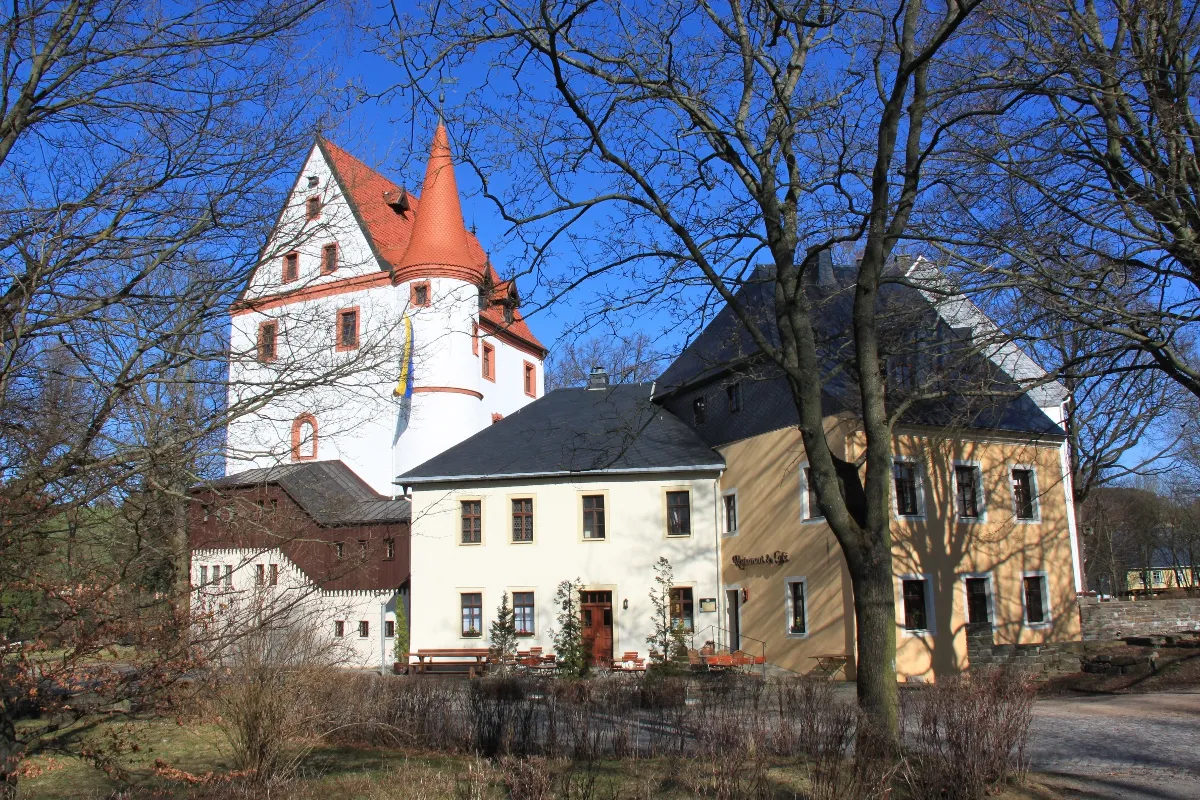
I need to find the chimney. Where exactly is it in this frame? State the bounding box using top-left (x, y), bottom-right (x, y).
top-left (587, 366), bottom-right (610, 389)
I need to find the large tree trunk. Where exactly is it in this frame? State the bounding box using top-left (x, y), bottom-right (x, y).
top-left (851, 551), bottom-right (900, 741)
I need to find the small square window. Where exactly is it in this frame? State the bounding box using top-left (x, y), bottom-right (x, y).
top-left (322, 243), bottom-right (338, 274)
top-left (461, 500), bottom-right (482, 544)
top-left (306, 195), bottom-right (322, 220)
top-left (358, 620), bottom-right (369, 638)
top-left (666, 490), bottom-right (691, 536)
top-left (692, 396), bottom-right (706, 424)
top-left (513, 591), bottom-right (535, 636)
top-left (334, 620), bottom-right (344, 637)
top-left (411, 281), bottom-right (431, 307)
top-left (307, 176), bottom-right (319, 188)
top-left (582, 495), bottom-right (605, 540)
top-left (283, 252), bottom-right (299, 283)
top-left (902, 578), bottom-right (929, 632)
top-left (337, 309), bottom-right (359, 350)
top-left (727, 382), bottom-right (742, 412)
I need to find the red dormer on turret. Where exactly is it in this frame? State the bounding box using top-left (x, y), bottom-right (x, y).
top-left (393, 123), bottom-right (485, 286)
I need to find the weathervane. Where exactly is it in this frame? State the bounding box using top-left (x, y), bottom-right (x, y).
top-left (437, 75), bottom-right (459, 115)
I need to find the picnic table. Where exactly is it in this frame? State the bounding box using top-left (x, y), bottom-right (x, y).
top-left (411, 648), bottom-right (491, 676)
top-left (808, 653), bottom-right (849, 680)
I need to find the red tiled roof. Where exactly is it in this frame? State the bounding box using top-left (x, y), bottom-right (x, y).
top-left (316, 133), bottom-right (544, 354)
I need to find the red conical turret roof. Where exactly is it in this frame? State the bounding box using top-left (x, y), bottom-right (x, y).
top-left (394, 123), bottom-right (484, 285)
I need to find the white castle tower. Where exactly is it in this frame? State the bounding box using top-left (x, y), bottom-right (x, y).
top-left (224, 123), bottom-right (546, 493)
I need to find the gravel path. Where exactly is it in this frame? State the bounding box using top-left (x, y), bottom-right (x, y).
top-left (1030, 691), bottom-right (1200, 799)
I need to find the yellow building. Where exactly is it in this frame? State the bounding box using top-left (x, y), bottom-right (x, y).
top-left (653, 262), bottom-right (1083, 681)
top-left (1126, 553), bottom-right (1198, 593)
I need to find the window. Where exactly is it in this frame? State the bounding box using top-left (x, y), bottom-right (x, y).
top-left (801, 467), bottom-right (823, 521)
top-left (692, 396), bottom-right (707, 424)
top-left (306, 195), bottom-right (321, 220)
top-left (384, 538), bottom-right (395, 560)
top-left (291, 414), bottom-right (317, 461)
top-left (482, 343), bottom-right (495, 381)
top-left (503, 305), bottom-right (514, 324)
top-left (358, 539), bottom-right (368, 557)
top-left (199, 566), bottom-right (207, 586)
top-left (666, 490), bottom-right (691, 536)
top-left (223, 565), bottom-right (232, 587)
top-left (523, 362), bottom-right (536, 397)
top-left (257, 321), bottom-right (278, 362)
top-left (385, 620), bottom-right (395, 638)
top-left (334, 541), bottom-right (344, 559)
top-left (256, 564), bottom-right (265, 585)
top-left (461, 500), bottom-right (482, 544)
top-left (358, 620), bottom-right (369, 638)
top-left (1011, 468), bottom-right (1036, 520)
top-left (461, 593), bottom-right (483, 637)
top-left (334, 620), bottom-right (344, 637)
top-left (902, 578), bottom-right (929, 632)
top-left (727, 382), bottom-right (742, 412)
top-left (512, 498), bottom-right (533, 542)
top-left (513, 591), bottom-right (535, 636)
top-left (893, 461), bottom-right (920, 517)
top-left (337, 308), bottom-right (359, 350)
top-left (1023, 574), bottom-right (1048, 625)
top-left (954, 464), bottom-right (982, 520)
top-left (269, 563), bottom-right (279, 586)
top-left (283, 252), bottom-right (299, 283)
top-left (307, 175), bottom-right (319, 188)
top-left (582, 495), bottom-right (605, 540)
top-left (669, 587), bottom-right (694, 632)
top-left (723, 492), bottom-right (738, 535)
top-left (787, 580), bottom-right (807, 635)
top-left (1152, 569), bottom-right (1164, 584)
top-left (321, 243), bottom-right (338, 274)
top-left (965, 577), bottom-right (990, 625)
top-left (411, 281), bottom-right (430, 307)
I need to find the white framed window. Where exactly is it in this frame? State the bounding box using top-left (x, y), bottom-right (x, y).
top-left (891, 458), bottom-right (925, 519)
top-left (798, 463), bottom-right (823, 522)
top-left (1009, 465), bottom-right (1039, 522)
top-left (722, 488), bottom-right (739, 536)
top-left (952, 461), bottom-right (985, 522)
top-left (961, 572), bottom-right (995, 626)
top-left (785, 577), bottom-right (808, 637)
top-left (898, 574), bottom-right (935, 636)
top-left (1021, 571), bottom-right (1052, 627)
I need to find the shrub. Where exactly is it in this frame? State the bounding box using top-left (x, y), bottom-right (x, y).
top-left (488, 592), bottom-right (518, 671)
top-left (902, 668), bottom-right (1035, 800)
top-left (552, 579), bottom-right (587, 678)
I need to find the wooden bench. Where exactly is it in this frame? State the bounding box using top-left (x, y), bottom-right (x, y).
top-left (612, 651), bottom-right (646, 673)
top-left (411, 648), bottom-right (491, 676)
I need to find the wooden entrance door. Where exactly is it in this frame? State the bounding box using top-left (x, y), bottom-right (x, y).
top-left (726, 588), bottom-right (741, 652)
top-left (580, 590), bottom-right (613, 667)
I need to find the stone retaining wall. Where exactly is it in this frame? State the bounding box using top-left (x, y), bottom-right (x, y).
top-left (965, 624), bottom-right (1083, 676)
top-left (1078, 596), bottom-right (1200, 642)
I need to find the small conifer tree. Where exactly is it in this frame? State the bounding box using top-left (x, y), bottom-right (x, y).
top-left (647, 556), bottom-right (690, 672)
top-left (489, 591), bottom-right (519, 670)
top-left (553, 578), bottom-right (587, 677)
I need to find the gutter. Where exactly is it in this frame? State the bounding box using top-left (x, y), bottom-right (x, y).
top-left (396, 462), bottom-right (727, 487)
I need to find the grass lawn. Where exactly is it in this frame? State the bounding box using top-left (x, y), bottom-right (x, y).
top-left (16, 714), bottom-right (1066, 800)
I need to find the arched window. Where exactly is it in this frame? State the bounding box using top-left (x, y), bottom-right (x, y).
top-left (291, 414), bottom-right (318, 461)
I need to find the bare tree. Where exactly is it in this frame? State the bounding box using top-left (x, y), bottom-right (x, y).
top-left (386, 0), bottom-right (1006, 741)
top-left (545, 331), bottom-right (659, 389)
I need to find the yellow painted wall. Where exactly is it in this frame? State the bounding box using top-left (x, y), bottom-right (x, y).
top-left (717, 421), bottom-right (1081, 681)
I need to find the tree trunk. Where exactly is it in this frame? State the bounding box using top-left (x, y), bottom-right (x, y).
top-left (849, 546), bottom-right (900, 746)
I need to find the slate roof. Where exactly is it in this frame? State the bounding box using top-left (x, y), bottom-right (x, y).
top-left (204, 461), bottom-right (411, 525)
top-left (397, 383), bottom-right (724, 484)
top-left (654, 266), bottom-right (1064, 447)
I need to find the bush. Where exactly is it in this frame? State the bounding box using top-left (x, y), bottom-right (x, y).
top-left (902, 668), bottom-right (1035, 800)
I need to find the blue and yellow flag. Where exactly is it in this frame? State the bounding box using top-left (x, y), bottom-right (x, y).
top-left (393, 314), bottom-right (414, 399)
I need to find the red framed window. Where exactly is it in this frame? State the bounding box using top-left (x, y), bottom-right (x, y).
top-left (321, 243), bottom-right (338, 274)
top-left (523, 361), bottom-right (536, 397)
top-left (336, 308), bottom-right (359, 351)
top-left (306, 195), bottom-right (322, 220)
top-left (291, 414), bottom-right (318, 461)
top-left (482, 342), bottom-right (495, 381)
top-left (257, 321), bottom-right (277, 362)
top-left (282, 252), bottom-right (299, 283)
top-left (411, 280), bottom-right (431, 307)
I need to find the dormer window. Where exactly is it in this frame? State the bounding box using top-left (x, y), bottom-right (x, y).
top-left (693, 396), bottom-right (707, 425)
top-left (503, 305), bottom-right (514, 324)
top-left (306, 195), bottom-right (322, 220)
top-left (321, 243), bottom-right (338, 274)
top-left (282, 252), bottom-right (299, 283)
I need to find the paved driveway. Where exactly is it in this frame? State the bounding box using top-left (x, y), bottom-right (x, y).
top-left (1031, 691), bottom-right (1200, 799)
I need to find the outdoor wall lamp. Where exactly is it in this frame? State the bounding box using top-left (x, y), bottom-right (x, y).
top-left (622, 598), bottom-right (629, 610)
top-left (741, 588), bottom-right (749, 603)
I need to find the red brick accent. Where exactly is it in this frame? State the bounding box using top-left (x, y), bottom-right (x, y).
top-left (291, 414), bottom-right (318, 461)
top-left (231, 272), bottom-right (390, 316)
top-left (491, 412), bottom-right (503, 424)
